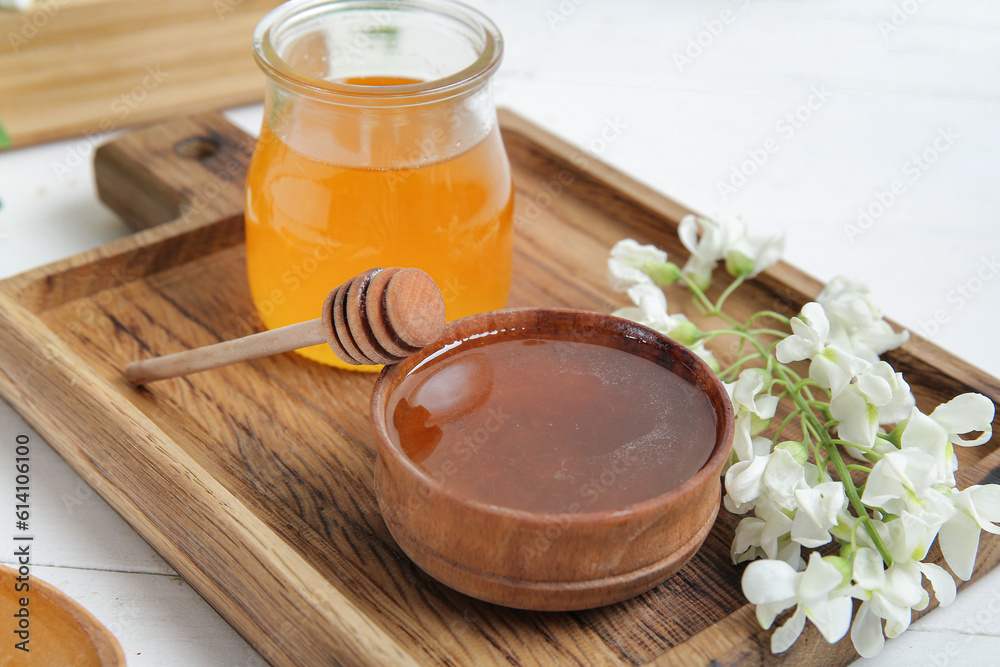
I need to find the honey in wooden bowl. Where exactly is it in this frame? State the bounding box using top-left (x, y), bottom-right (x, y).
top-left (370, 308), bottom-right (735, 611)
top-left (389, 338), bottom-right (717, 513)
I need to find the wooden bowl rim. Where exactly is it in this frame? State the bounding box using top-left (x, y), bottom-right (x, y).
top-left (371, 307), bottom-right (735, 524)
top-left (0, 562), bottom-right (126, 666)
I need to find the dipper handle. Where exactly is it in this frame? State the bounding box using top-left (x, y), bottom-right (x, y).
top-left (125, 267), bottom-right (446, 385)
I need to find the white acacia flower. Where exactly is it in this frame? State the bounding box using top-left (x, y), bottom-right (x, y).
top-left (861, 449), bottom-right (940, 515)
top-left (849, 547), bottom-right (956, 658)
top-left (729, 368), bottom-right (780, 421)
top-left (725, 448), bottom-right (807, 509)
top-left (776, 302), bottom-right (871, 397)
top-left (678, 214), bottom-right (739, 289)
top-left (726, 369), bottom-right (779, 463)
top-left (818, 277), bottom-right (909, 363)
top-left (743, 552), bottom-right (854, 653)
top-left (612, 283), bottom-right (683, 334)
top-left (831, 362), bottom-right (914, 453)
top-left (606, 238), bottom-right (667, 292)
top-left (726, 231), bottom-right (786, 278)
top-left (931, 393), bottom-right (995, 448)
top-left (775, 302), bottom-right (830, 362)
top-left (611, 283), bottom-right (719, 371)
top-left (938, 484), bottom-right (1000, 580)
top-left (732, 498), bottom-right (801, 568)
top-left (900, 407), bottom-right (958, 487)
top-left (791, 482), bottom-right (847, 548)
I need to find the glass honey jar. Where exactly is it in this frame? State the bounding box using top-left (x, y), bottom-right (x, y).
top-left (247, 0), bottom-right (513, 370)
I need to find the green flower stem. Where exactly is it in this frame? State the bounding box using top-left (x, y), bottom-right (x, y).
top-left (748, 328), bottom-right (792, 339)
top-left (776, 366), bottom-right (894, 566)
top-left (679, 274), bottom-right (741, 327)
top-left (829, 439), bottom-right (883, 459)
top-left (772, 408), bottom-right (804, 443)
top-left (682, 281), bottom-right (895, 563)
top-left (715, 274), bottom-right (746, 313)
top-left (748, 310), bottom-right (792, 326)
top-left (678, 273), bottom-right (719, 316)
top-left (719, 352), bottom-right (765, 381)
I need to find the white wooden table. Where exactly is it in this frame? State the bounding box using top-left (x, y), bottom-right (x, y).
top-left (2, 1), bottom-right (999, 664)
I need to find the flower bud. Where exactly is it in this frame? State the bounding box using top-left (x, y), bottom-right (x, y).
top-left (687, 268), bottom-right (713, 293)
top-left (644, 261), bottom-right (682, 286)
top-left (667, 321), bottom-right (701, 346)
top-left (725, 249), bottom-right (755, 278)
top-left (774, 439), bottom-right (809, 465)
top-left (823, 555), bottom-right (854, 585)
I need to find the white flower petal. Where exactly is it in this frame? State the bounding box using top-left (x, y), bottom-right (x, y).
top-left (798, 552), bottom-right (841, 600)
top-left (776, 302), bottom-right (830, 363)
top-left (851, 600), bottom-right (885, 658)
top-left (742, 559), bottom-right (798, 605)
top-left (610, 238), bottom-right (667, 266)
top-left (916, 562), bottom-right (957, 607)
top-left (725, 456), bottom-right (769, 505)
top-left (857, 372), bottom-right (893, 406)
top-left (763, 449), bottom-right (807, 507)
top-left (871, 593), bottom-right (912, 639)
top-left (940, 486), bottom-right (1000, 581)
top-left (776, 336), bottom-right (818, 364)
top-left (607, 257), bottom-right (653, 292)
top-left (755, 601), bottom-right (786, 631)
top-left (901, 407), bottom-right (954, 486)
top-left (853, 547), bottom-right (886, 591)
top-left (809, 593), bottom-right (854, 644)
top-left (830, 384), bottom-right (878, 450)
top-left (931, 393), bottom-right (995, 447)
top-left (732, 517), bottom-right (765, 563)
top-left (771, 606), bottom-right (807, 654)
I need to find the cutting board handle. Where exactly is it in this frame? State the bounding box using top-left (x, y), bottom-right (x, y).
top-left (94, 112), bottom-right (255, 231)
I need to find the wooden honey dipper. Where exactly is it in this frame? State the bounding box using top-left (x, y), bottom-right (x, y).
top-left (125, 267), bottom-right (446, 385)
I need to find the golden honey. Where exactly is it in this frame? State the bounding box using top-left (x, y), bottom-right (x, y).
top-left (248, 2), bottom-right (512, 370)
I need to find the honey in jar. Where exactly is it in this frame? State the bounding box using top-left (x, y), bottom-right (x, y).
top-left (247, 1), bottom-right (512, 370)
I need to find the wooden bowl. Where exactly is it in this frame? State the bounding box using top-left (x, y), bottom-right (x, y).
top-left (370, 308), bottom-right (735, 611)
top-left (0, 563), bottom-right (126, 666)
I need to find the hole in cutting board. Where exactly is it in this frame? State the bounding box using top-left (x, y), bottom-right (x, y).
top-left (174, 136), bottom-right (220, 160)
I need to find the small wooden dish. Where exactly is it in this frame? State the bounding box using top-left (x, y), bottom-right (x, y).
top-left (0, 563), bottom-right (126, 666)
top-left (370, 308), bottom-right (736, 611)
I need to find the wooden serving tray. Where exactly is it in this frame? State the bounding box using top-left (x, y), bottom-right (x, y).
top-left (0, 110), bottom-right (997, 666)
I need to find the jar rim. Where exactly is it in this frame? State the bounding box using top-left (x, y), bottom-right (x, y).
top-left (252, 0), bottom-right (503, 106)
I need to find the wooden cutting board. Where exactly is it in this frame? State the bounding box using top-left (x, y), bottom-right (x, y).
top-left (0, 109), bottom-right (997, 666)
top-left (0, 0), bottom-right (280, 150)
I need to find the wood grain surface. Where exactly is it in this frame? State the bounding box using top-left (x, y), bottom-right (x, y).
top-left (0, 110), bottom-right (996, 666)
top-left (0, 0), bottom-right (281, 150)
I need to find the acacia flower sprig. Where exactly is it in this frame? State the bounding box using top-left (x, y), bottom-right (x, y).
top-left (605, 220), bottom-right (997, 658)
